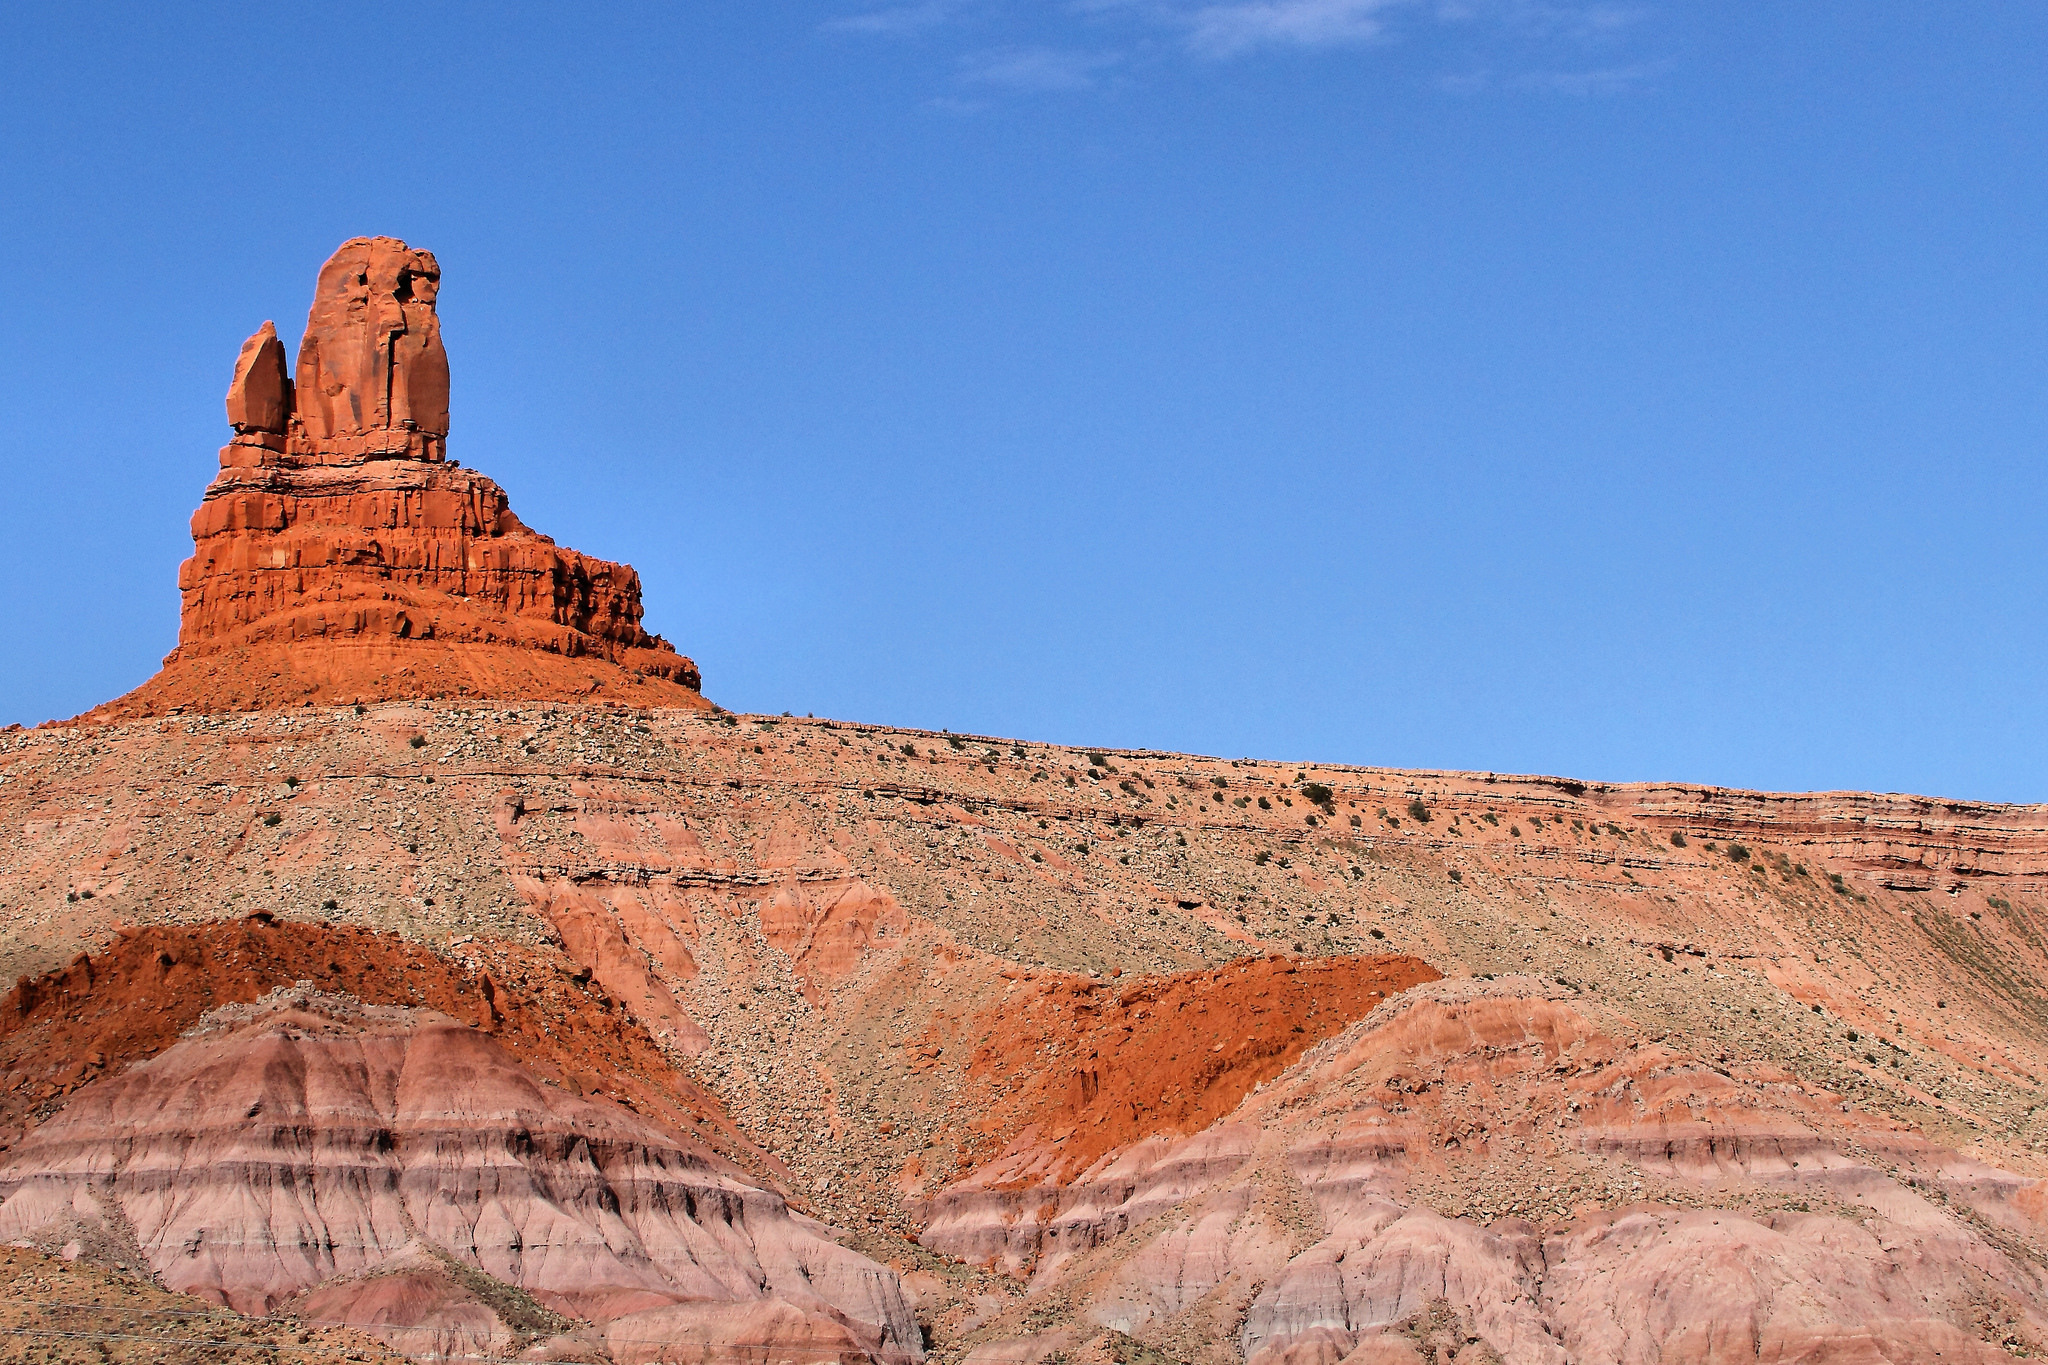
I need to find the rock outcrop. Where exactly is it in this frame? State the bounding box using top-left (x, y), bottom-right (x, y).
top-left (88, 236), bottom-right (704, 720)
top-left (0, 988), bottom-right (920, 1364)
top-left (925, 979), bottom-right (2048, 1365)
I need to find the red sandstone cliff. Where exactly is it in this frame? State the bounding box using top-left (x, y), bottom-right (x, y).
top-left (88, 237), bottom-right (705, 720)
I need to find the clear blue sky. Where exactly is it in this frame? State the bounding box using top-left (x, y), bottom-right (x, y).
top-left (1, 3), bottom-right (2042, 801)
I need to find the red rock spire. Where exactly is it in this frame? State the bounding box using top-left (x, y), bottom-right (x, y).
top-left (87, 237), bottom-right (705, 719)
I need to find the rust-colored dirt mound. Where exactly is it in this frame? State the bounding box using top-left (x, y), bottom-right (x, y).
top-left (83, 639), bottom-right (709, 722)
top-left (85, 236), bottom-right (704, 722)
top-left (954, 954), bottom-right (1440, 1180)
top-left (0, 919), bottom-right (742, 1159)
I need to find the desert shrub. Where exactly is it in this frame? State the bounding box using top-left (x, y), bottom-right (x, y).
top-left (1407, 799), bottom-right (1430, 823)
top-left (1726, 843), bottom-right (1749, 863)
top-left (1301, 782), bottom-right (1334, 807)
top-left (1254, 850), bottom-right (1271, 866)
top-left (284, 776), bottom-right (300, 788)
top-left (1509, 825), bottom-right (1521, 837)
top-left (1369, 928), bottom-right (1385, 940)
top-left (1258, 796), bottom-right (1271, 810)
top-left (263, 813), bottom-right (282, 827)
top-left (948, 735), bottom-right (965, 749)
top-left (900, 742), bottom-right (918, 757)
top-left (409, 735), bottom-right (427, 749)
top-left (1448, 869), bottom-right (1462, 882)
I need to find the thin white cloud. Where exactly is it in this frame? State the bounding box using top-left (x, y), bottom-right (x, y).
top-left (1181, 0), bottom-right (1413, 57)
top-left (958, 45), bottom-right (1123, 91)
top-left (824, 1), bottom-right (964, 35)
top-left (826, 0), bottom-right (1661, 90)
top-left (1509, 59), bottom-right (1661, 94)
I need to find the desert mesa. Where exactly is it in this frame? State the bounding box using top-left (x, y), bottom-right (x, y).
top-left (0, 238), bottom-right (2044, 1365)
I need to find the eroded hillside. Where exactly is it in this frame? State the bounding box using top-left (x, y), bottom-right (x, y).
top-left (1, 702), bottom-right (2045, 1362)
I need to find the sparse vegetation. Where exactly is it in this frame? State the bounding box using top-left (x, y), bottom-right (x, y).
top-left (408, 734), bottom-right (427, 749)
top-left (1407, 799), bottom-right (1430, 823)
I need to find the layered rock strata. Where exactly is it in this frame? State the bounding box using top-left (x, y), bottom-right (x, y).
top-left (0, 987), bottom-right (919, 1364)
top-left (91, 236), bottom-right (703, 719)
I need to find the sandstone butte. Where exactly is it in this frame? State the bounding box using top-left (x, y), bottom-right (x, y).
top-left (1, 241), bottom-right (2047, 1365)
top-left (85, 236), bottom-right (706, 723)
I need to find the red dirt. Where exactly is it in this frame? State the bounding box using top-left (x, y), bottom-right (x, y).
top-left (0, 919), bottom-right (748, 1161)
top-left (953, 953), bottom-right (1440, 1178)
top-left (81, 640), bottom-right (710, 722)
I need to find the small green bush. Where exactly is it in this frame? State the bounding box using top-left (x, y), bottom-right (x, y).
top-left (1407, 799), bottom-right (1430, 823)
top-left (408, 735), bottom-right (427, 749)
top-left (1254, 850), bottom-right (1271, 866)
top-left (1726, 843), bottom-right (1750, 863)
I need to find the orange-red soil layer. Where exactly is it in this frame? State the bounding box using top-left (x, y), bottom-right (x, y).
top-left (78, 640), bottom-right (712, 724)
top-left (956, 953), bottom-right (1440, 1178)
top-left (0, 919), bottom-right (743, 1158)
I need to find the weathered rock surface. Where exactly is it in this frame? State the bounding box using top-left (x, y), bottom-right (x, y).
top-left (8, 234), bottom-right (2048, 1362)
top-left (0, 989), bottom-right (920, 1363)
top-left (931, 979), bottom-right (2048, 1365)
top-left (87, 237), bottom-right (703, 720)
top-left (4, 708), bottom-right (2048, 1365)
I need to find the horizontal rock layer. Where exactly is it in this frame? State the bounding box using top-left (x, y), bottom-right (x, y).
top-left (0, 987), bottom-right (919, 1363)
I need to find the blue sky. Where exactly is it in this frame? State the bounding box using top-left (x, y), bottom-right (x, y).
top-left (1, 3), bottom-right (2043, 800)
